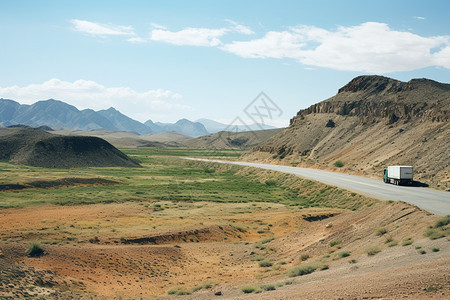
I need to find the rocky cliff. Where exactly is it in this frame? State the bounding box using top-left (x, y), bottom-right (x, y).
top-left (250, 75), bottom-right (450, 190)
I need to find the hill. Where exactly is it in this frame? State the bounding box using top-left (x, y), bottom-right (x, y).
top-left (150, 119), bottom-right (208, 137)
top-left (196, 118), bottom-right (277, 133)
top-left (0, 127), bottom-right (140, 168)
top-left (185, 128), bottom-right (283, 149)
top-left (248, 75), bottom-right (450, 189)
top-left (51, 129), bottom-right (190, 148)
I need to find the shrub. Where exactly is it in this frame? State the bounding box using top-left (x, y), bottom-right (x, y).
top-left (89, 236), bottom-right (99, 243)
top-left (259, 261), bottom-right (273, 267)
top-left (265, 180), bottom-right (277, 186)
top-left (27, 242), bottom-right (44, 257)
top-left (260, 284), bottom-right (276, 291)
top-left (191, 282), bottom-right (212, 292)
top-left (338, 251), bottom-right (350, 258)
top-left (425, 286), bottom-right (438, 292)
top-left (333, 161), bottom-right (344, 168)
top-left (434, 215), bottom-right (450, 228)
top-left (167, 288), bottom-right (191, 296)
top-left (285, 263), bottom-right (317, 277)
top-left (376, 228), bottom-right (387, 236)
top-left (387, 240), bottom-right (398, 247)
top-left (418, 250), bottom-right (426, 255)
top-left (424, 229), bottom-right (446, 240)
top-left (329, 240), bottom-right (341, 247)
top-left (402, 237), bottom-right (413, 246)
top-left (242, 286), bottom-right (256, 293)
top-left (432, 247), bottom-right (440, 252)
top-left (367, 247), bottom-right (381, 256)
top-left (261, 237), bottom-right (274, 244)
top-left (300, 254), bottom-right (310, 261)
top-left (348, 259), bottom-right (357, 264)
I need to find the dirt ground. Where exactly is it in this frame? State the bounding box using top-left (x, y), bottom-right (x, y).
top-left (0, 201), bottom-right (448, 299)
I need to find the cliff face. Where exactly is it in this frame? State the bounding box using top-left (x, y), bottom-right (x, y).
top-left (292, 76), bottom-right (449, 125)
top-left (250, 75), bottom-right (450, 190)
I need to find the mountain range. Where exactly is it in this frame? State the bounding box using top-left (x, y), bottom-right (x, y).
top-left (0, 98), bottom-right (276, 137)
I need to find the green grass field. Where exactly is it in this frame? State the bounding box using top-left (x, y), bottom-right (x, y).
top-left (0, 148), bottom-right (376, 210)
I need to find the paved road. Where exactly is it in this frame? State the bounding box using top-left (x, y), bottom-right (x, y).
top-left (185, 158), bottom-right (450, 215)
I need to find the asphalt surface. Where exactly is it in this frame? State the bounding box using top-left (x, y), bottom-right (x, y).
top-left (185, 158), bottom-right (450, 215)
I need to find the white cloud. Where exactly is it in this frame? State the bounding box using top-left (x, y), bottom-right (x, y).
top-left (225, 19), bottom-right (255, 35)
top-left (151, 27), bottom-right (228, 46)
top-left (221, 30), bottom-right (305, 59)
top-left (413, 16), bottom-right (426, 20)
top-left (0, 79), bottom-right (190, 122)
top-left (70, 19), bottom-right (147, 42)
top-left (71, 19), bottom-right (135, 37)
top-left (127, 37), bottom-right (147, 43)
top-left (150, 21), bottom-right (253, 46)
top-left (221, 22), bottom-right (450, 73)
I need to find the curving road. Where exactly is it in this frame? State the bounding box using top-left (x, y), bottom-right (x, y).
top-left (185, 158), bottom-right (450, 215)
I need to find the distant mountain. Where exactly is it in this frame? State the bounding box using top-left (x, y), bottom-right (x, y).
top-left (0, 99), bottom-right (118, 131)
top-left (0, 98), bottom-right (256, 138)
top-left (148, 118), bottom-right (208, 137)
top-left (97, 107), bottom-right (155, 135)
top-left (196, 118), bottom-right (278, 133)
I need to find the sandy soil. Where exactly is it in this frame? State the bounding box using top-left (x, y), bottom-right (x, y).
top-left (0, 201), bottom-right (448, 299)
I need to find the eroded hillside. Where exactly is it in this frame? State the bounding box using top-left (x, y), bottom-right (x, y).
top-left (249, 75), bottom-right (450, 189)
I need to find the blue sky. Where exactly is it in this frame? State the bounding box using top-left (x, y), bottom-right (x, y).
top-left (0, 0), bottom-right (449, 126)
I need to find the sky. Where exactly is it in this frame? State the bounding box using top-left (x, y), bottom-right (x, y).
top-left (0, 0), bottom-right (449, 127)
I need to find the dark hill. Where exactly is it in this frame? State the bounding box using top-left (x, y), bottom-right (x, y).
top-left (0, 128), bottom-right (140, 168)
top-left (249, 75), bottom-right (450, 189)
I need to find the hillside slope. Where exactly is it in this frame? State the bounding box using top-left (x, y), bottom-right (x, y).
top-left (0, 128), bottom-right (140, 168)
top-left (249, 76), bottom-right (449, 189)
top-left (185, 128), bottom-right (283, 149)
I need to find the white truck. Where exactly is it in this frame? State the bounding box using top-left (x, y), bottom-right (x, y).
top-left (383, 166), bottom-right (413, 185)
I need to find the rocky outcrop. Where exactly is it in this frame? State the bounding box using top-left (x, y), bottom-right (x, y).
top-left (250, 75), bottom-right (450, 189)
top-left (291, 76), bottom-right (449, 125)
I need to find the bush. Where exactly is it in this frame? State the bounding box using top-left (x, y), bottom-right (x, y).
top-left (259, 261), bottom-right (273, 267)
top-left (432, 247), bottom-right (440, 252)
top-left (424, 229), bottom-right (446, 240)
top-left (260, 284), bottom-right (276, 291)
top-left (376, 228), bottom-right (387, 236)
top-left (329, 240), bottom-right (341, 247)
top-left (338, 251), bottom-right (350, 258)
top-left (242, 286), bottom-right (256, 293)
top-left (261, 237), bottom-right (274, 244)
top-left (300, 254), bottom-right (310, 261)
top-left (367, 247), bottom-right (381, 256)
top-left (418, 250), bottom-right (426, 255)
top-left (333, 161), bottom-right (344, 168)
top-left (402, 237), bottom-right (413, 246)
top-left (434, 215), bottom-right (450, 228)
top-left (27, 242), bottom-right (44, 257)
top-left (285, 263), bottom-right (317, 277)
top-left (167, 288), bottom-right (192, 295)
top-left (265, 180), bottom-right (277, 186)
top-left (387, 240), bottom-right (398, 247)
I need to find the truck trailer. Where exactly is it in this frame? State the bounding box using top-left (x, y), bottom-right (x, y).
top-left (383, 166), bottom-right (413, 185)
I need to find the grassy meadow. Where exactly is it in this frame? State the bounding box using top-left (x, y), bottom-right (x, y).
top-left (0, 147), bottom-right (376, 210)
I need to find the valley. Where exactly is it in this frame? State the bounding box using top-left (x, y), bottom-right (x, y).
top-left (0, 148), bottom-right (448, 299)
